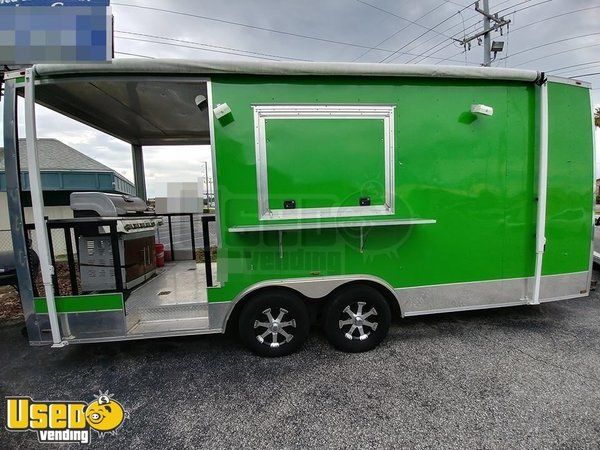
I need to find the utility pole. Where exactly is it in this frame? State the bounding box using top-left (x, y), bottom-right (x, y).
top-left (455, 1), bottom-right (510, 67)
top-left (482, 0), bottom-right (491, 67)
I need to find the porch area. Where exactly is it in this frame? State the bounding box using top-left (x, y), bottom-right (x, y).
top-left (126, 260), bottom-right (217, 335)
top-left (2, 65), bottom-right (223, 344)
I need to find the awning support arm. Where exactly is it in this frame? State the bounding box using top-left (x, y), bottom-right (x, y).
top-left (24, 68), bottom-right (67, 347)
top-left (131, 144), bottom-right (147, 201)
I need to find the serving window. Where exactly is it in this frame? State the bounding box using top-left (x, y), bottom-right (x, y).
top-left (253, 104), bottom-right (395, 221)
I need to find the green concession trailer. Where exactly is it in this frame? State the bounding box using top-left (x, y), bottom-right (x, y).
top-left (2, 60), bottom-right (595, 356)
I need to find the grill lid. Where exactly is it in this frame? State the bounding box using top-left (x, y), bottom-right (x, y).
top-left (70, 192), bottom-right (148, 217)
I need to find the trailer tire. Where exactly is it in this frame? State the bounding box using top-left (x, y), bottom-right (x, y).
top-left (238, 290), bottom-right (310, 357)
top-left (323, 284), bottom-right (391, 353)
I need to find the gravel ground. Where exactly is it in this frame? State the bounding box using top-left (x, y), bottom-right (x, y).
top-left (0, 286), bottom-right (22, 320)
top-left (2, 274), bottom-right (600, 449)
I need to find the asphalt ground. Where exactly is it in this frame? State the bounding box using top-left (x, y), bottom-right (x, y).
top-left (2, 272), bottom-right (600, 449)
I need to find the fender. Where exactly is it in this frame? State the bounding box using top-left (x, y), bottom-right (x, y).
top-left (220, 274), bottom-right (401, 332)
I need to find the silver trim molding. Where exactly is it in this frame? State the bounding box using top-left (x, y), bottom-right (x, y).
top-left (252, 104), bottom-right (395, 221)
top-left (398, 271), bottom-right (590, 317)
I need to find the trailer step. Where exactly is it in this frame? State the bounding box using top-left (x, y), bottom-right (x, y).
top-left (127, 316), bottom-right (209, 335)
top-left (133, 302), bottom-right (209, 322)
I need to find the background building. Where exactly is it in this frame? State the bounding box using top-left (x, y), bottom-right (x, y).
top-left (0, 138), bottom-right (135, 253)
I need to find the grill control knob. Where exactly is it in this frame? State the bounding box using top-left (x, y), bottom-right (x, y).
top-left (124, 224), bottom-right (132, 231)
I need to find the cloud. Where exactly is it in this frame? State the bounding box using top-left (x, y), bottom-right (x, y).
top-left (1, 0), bottom-right (599, 188)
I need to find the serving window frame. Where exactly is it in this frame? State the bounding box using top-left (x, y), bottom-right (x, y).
top-left (252, 104), bottom-right (396, 221)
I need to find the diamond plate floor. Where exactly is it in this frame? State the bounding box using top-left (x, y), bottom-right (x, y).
top-left (125, 261), bottom-right (216, 333)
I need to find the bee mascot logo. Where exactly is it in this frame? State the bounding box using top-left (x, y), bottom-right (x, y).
top-left (85, 391), bottom-right (126, 435)
top-left (5, 390), bottom-right (128, 444)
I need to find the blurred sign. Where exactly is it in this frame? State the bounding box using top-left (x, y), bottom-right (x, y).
top-left (0, 2), bottom-right (112, 63)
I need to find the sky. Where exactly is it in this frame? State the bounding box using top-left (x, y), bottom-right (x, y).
top-left (1, 0), bottom-right (599, 197)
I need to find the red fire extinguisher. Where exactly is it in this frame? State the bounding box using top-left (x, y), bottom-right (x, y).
top-left (155, 243), bottom-right (165, 268)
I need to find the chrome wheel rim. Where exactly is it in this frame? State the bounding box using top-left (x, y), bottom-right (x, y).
top-left (253, 307), bottom-right (296, 348)
top-left (338, 301), bottom-right (378, 341)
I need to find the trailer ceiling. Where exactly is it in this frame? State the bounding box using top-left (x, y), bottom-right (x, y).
top-left (33, 78), bottom-right (210, 146)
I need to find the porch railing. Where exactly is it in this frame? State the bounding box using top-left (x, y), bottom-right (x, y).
top-left (23, 213), bottom-right (216, 298)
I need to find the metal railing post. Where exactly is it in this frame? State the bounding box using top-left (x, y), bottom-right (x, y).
top-left (189, 213), bottom-right (196, 261)
top-left (168, 215), bottom-right (174, 262)
top-left (25, 225), bottom-right (39, 298)
top-left (109, 222), bottom-right (124, 291)
top-left (63, 227), bottom-right (78, 295)
top-left (202, 215), bottom-right (213, 287)
top-left (46, 221), bottom-right (59, 296)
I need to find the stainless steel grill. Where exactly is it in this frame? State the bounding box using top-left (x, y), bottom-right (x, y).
top-left (71, 192), bottom-right (147, 217)
top-left (70, 192), bottom-right (160, 292)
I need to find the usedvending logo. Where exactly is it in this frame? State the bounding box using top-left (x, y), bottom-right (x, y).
top-left (5, 391), bottom-right (128, 444)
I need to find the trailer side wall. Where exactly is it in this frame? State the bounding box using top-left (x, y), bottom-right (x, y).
top-left (208, 76), bottom-right (593, 308)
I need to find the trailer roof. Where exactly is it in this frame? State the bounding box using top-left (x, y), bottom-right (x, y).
top-left (34, 58), bottom-right (542, 83)
top-left (21, 60), bottom-right (586, 147)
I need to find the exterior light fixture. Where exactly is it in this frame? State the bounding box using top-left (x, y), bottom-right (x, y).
top-left (491, 41), bottom-right (504, 53)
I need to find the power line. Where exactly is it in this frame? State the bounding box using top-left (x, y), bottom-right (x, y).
top-left (569, 72), bottom-right (600, 79)
top-left (498, 32), bottom-right (600, 62)
top-left (354, 0), bottom-right (453, 39)
top-left (437, 0), bottom-right (516, 39)
top-left (352, 1), bottom-right (448, 62)
top-left (496, 0), bottom-right (541, 14)
top-left (426, 0), bottom-right (551, 65)
top-left (403, 0), bottom-right (519, 63)
top-left (513, 42), bottom-right (600, 67)
top-left (557, 64), bottom-right (600, 77)
top-left (115, 30), bottom-right (308, 62)
top-left (407, 7), bottom-right (503, 64)
top-left (434, 42), bottom-right (471, 65)
top-left (370, 0), bottom-right (483, 62)
top-left (112, 2), bottom-right (398, 55)
top-left (115, 51), bottom-right (154, 59)
top-left (419, 11), bottom-right (480, 44)
top-left (379, 2), bottom-right (475, 63)
top-left (493, 0), bottom-right (523, 9)
top-left (454, 0), bottom-right (551, 66)
top-left (401, 14), bottom-right (481, 64)
top-left (116, 35), bottom-right (284, 61)
top-left (446, 0), bottom-right (472, 7)
top-left (547, 60), bottom-right (600, 74)
top-left (401, 15), bottom-right (480, 64)
top-left (396, 0), bottom-right (515, 61)
top-left (503, 12), bottom-right (515, 67)
top-left (407, 40), bottom-right (459, 64)
top-left (379, 13), bottom-right (468, 64)
top-left (510, 5), bottom-right (600, 34)
top-left (497, 0), bottom-right (553, 17)
top-left (116, 31), bottom-right (469, 65)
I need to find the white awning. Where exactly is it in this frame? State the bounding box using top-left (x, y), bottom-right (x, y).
top-left (34, 58), bottom-right (542, 82)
